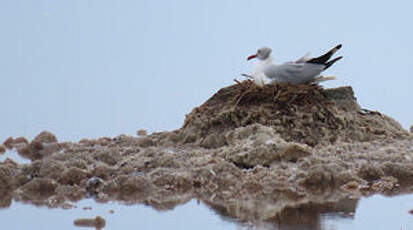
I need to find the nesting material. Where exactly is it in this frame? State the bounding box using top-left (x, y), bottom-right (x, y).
top-left (181, 81), bottom-right (407, 147)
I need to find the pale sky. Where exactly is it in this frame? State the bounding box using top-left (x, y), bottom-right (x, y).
top-left (1, 0), bottom-right (412, 141)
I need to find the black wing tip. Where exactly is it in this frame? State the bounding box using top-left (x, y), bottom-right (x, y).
top-left (324, 56), bottom-right (343, 70)
top-left (305, 44), bottom-right (343, 65)
top-left (332, 44), bottom-right (342, 53)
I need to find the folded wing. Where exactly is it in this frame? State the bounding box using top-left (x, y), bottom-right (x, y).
top-left (264, 62), bottom-right (325, 84)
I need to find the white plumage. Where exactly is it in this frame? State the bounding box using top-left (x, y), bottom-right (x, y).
top-left (247, 45), bottom-right (342, 85)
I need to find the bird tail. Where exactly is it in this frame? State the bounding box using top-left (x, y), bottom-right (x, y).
top-left (306, 44), bottom-right (342, 64)
top-left (324, 56), bottom-right (343, 70)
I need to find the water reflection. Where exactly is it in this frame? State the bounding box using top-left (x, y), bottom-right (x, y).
top-left (203, 194), bottom-right (413, 230)
top-left (268, 198), bottom-right (355, 230)
top-left (0, 194), bottom-right (412, 230)
top-left (203, 195), bottom-right (358, 230)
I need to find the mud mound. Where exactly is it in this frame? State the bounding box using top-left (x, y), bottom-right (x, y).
top-left (181, 81), bottom-right (407, 147)
top-left (1, 81), bottom-right (412, 225)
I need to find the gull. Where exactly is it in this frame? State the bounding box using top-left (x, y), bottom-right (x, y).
top-left (247, 44), bottom-right (343, 85)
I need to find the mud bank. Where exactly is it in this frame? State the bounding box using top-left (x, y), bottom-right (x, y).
top-left (1, 82), bottom-right (412, 224)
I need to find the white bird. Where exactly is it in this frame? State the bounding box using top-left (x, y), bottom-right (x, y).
top-left (247, 44), bottom-right (342, 85)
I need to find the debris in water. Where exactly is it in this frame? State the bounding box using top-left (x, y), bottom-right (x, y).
top-left (74, 216), bottom-right (106, 229)
top-left (62, 202), bottom-right (76, 209)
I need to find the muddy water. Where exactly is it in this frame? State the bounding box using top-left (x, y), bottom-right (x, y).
top-left (0, 194), bottom-right (412, 230)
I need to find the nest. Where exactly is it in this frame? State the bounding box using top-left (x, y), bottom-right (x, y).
top-left (180, 81), bottom-right (407, 147)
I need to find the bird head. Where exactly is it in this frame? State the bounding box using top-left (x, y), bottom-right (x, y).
top-left (247, 47), bottom-right (272, 61)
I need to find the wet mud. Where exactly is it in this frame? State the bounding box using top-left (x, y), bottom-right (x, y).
top-left (1, 82), bottom-right (412, 226)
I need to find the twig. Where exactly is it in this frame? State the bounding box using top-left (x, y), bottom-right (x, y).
top-left (235, 90), bottom-right (250, 105)
top-left (234, 79), bottom-right (242, 85)
top-left (241, 73), bottom-right (254, 79)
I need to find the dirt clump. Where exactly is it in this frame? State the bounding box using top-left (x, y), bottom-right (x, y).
top-left (38, 159), bottom-right (66, 180)
top-left (3, 137), bottom-right (29, 149)
top-left (12, 131), bottom-right (62, 161)
top-left (56, 184), bottom-right (85, 201)
top-left (137, 129), bottom-right (148, 136)
top-left (74, 216), bottom-right (106, 229)
top-left (0, 166), bottom-right (15, 190)
top-left (103, 174), bottom-right (152, 202)
top-left (222, 124), bottom-right (313, 168)
top-left (3, 137), bottom-right (14, 149)
top-left (18, 178), bottom-right (58, 201)
top-left (58, 167), bottom-right (89, 185)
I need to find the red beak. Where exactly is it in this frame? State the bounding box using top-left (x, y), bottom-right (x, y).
top-left (247, 54), bottom-right (257, 61)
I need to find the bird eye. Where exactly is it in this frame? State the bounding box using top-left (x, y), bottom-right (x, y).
top-left (257, 50), bottom-right (261, 54)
